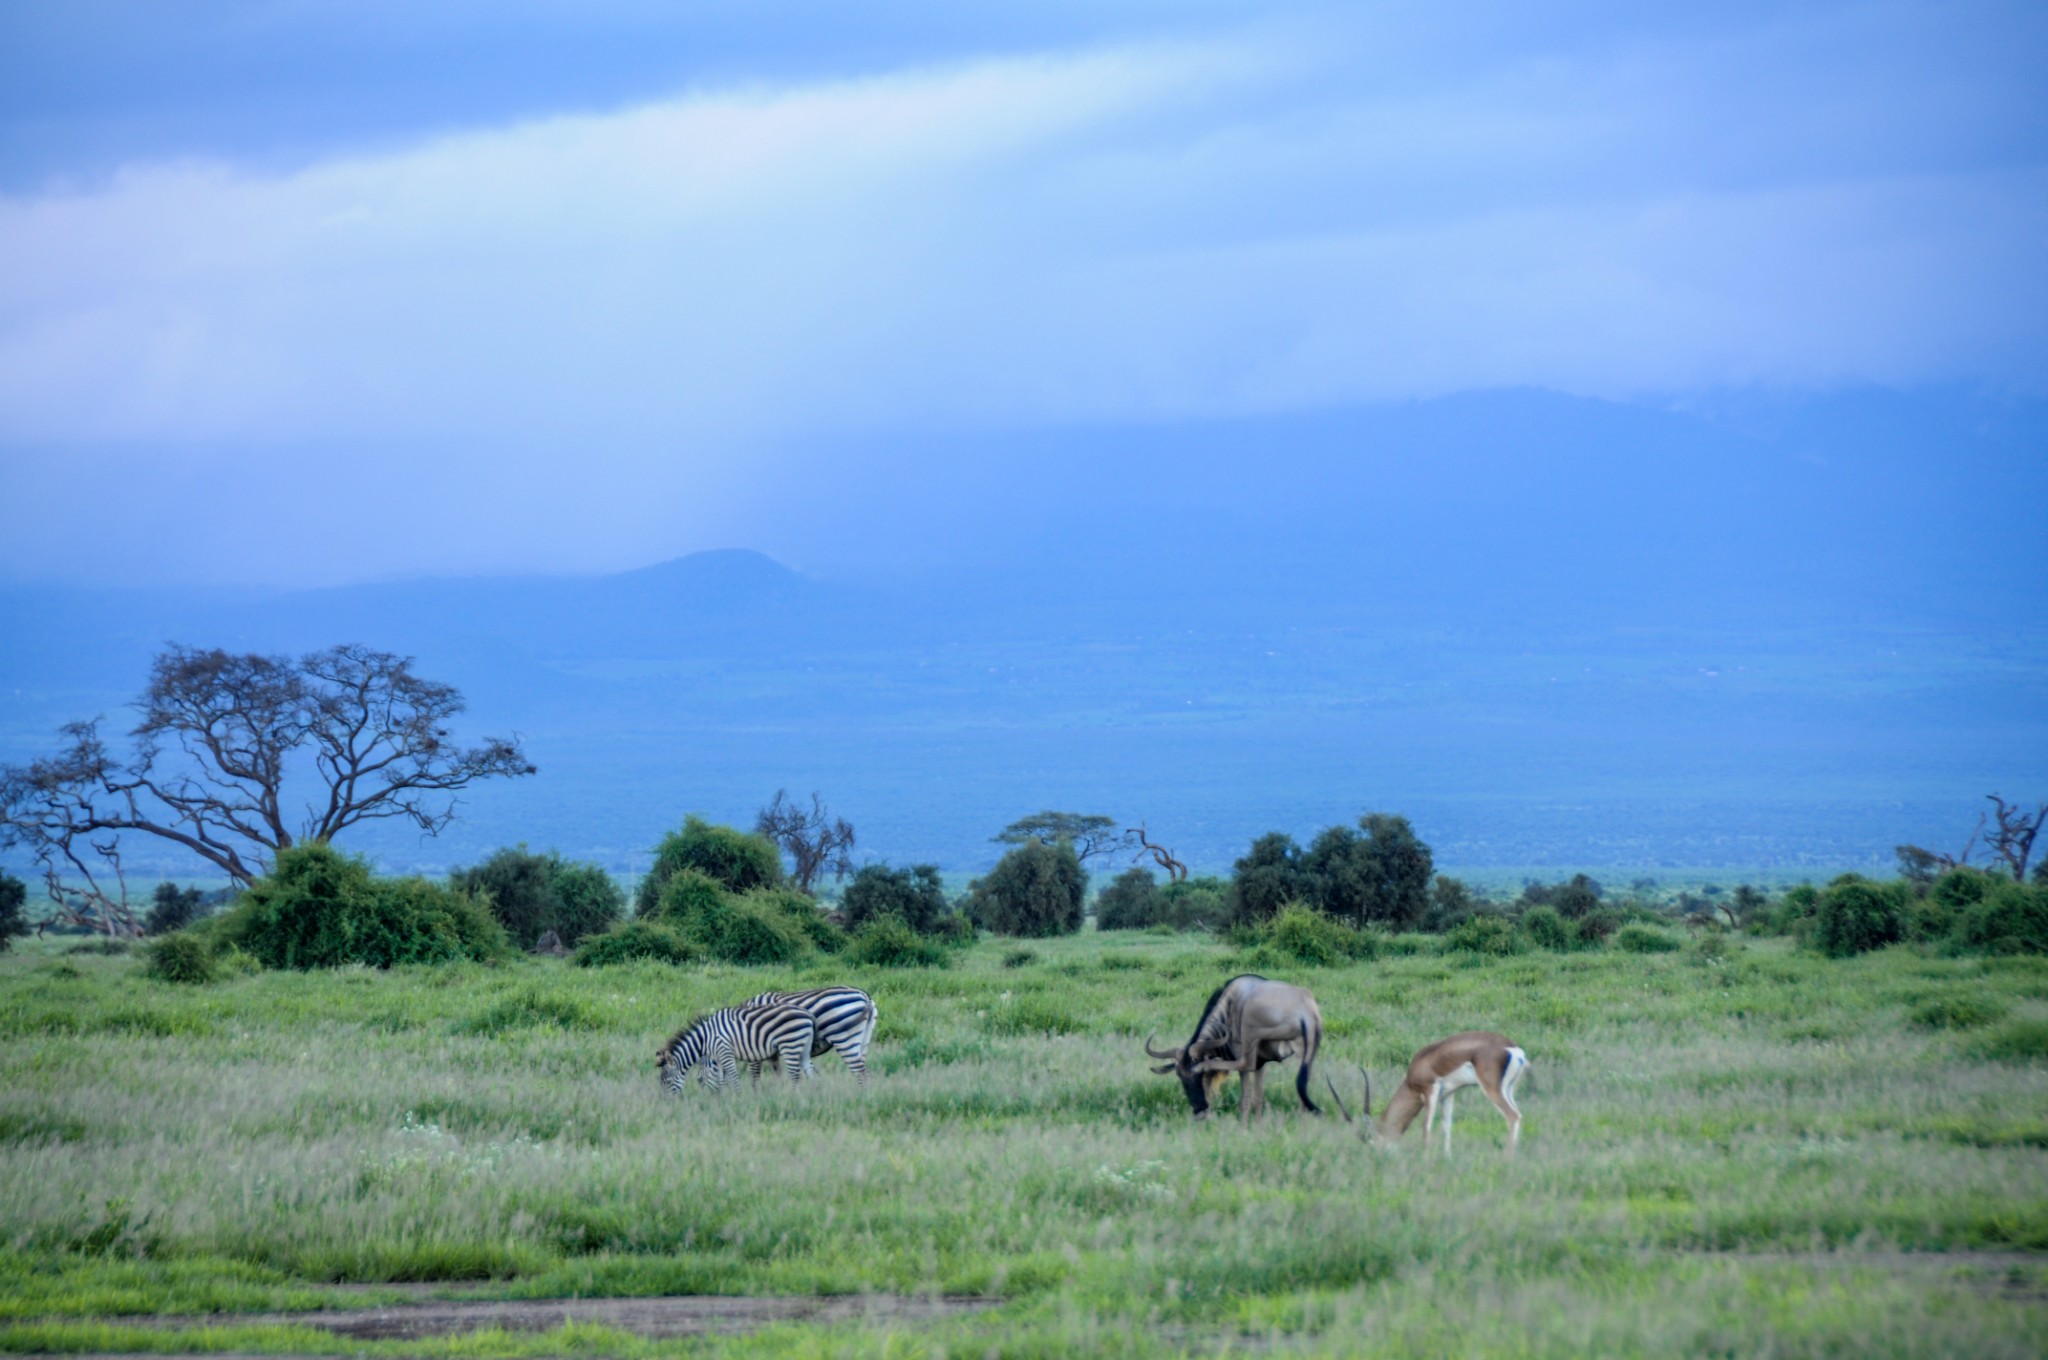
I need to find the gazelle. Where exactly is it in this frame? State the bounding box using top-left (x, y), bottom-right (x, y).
top-left (1327, 1031), bottom-right (1528, 1155)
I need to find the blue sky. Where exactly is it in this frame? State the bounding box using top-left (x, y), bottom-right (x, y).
top-left (1, 0), bottom-right (2043, 586)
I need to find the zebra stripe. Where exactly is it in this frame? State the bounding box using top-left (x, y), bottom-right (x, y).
top-left (745, 986), bottom-right (878, 1085)
top-left (656, 1003), bottom-right (816, 1094)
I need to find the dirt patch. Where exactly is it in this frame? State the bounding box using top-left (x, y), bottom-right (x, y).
top-left (116, 1292), bottom-right (1000, 1342)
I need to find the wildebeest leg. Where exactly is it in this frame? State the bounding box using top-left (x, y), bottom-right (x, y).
top-left (1242, 1059), bottom-right (1266, 1122)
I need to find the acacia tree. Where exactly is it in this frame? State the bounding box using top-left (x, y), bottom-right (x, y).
top-left (993, 811), bottom-right (1126, 866)
top-left (0, 643), bottom-right (534, 932)
top-left (754, 789), bottom-right (856, 893)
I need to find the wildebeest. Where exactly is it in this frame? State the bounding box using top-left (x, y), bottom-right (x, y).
top-left (1326, 1030), bottom-right (1529, 1155)
top-left (1145, 974), bottom-right (1324, 1121)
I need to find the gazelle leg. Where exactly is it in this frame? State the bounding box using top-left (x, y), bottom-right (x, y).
top-left (1480, 1081), bottom-right (1522, 1154)
top-left (1441, 1088), bottom-right (1457, 1155)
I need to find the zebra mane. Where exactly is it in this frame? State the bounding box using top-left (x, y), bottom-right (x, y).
top-left (660, 1014), bottom-right (711, 1057)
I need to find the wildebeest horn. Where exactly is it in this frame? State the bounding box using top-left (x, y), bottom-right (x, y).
top-left (1143, 1034), bottom-right (1179, 1060)
top-left (1324, 1074), bottom-right (1354, 1123)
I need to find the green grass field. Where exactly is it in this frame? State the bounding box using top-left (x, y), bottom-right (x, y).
top-left (3, 930), bottom-right (2045, 1357)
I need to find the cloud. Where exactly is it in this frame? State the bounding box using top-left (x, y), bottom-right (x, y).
top-left (0, 2), bottom-right (2042, 584)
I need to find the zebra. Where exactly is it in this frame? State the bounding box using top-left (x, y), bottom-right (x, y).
top-left (656, 1002), bottom-right (816, 1095)
top-left (742, 986), bottom-right (879, 1086)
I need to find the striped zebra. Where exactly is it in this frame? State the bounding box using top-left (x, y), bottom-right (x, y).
top-left (656, 1002), bottom-right (816, 1094)
top-left (743, 986), bottom-right (879, 1086)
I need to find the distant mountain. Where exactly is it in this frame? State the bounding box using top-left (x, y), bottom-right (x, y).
top-left (3, 388), bottom-right (2042, 881)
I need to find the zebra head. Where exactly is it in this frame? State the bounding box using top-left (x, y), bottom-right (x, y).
top-left (655, 1018), bottom-right (708, 1095)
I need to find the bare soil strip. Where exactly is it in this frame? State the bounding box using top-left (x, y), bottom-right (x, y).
top-left (107, 1292), bottom-right (1000, 1341)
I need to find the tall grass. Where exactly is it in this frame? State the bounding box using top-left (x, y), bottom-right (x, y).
top-left (0, 933), bottom-right (2043, 1356)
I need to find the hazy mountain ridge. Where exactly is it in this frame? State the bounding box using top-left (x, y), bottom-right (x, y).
top-left (3, 388), bottom-right (2041, 878)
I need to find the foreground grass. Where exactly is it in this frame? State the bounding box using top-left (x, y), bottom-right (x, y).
top-left (1, 931), bottom-right (2044, 1356)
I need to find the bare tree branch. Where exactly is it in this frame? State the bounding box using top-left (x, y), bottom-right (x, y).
top-left (1984, 794), bottom-right (2047, 882)
top-left (755, 789), bottom-right (856, 893)
top-left (0, 643), bottom-right (535, 896)
top-left (1129, 821), bottom-right (1189, 883)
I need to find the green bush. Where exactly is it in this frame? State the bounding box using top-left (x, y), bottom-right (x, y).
top-left (650, 868), bottom-right (728, 926)
top-left (0, 871), bottom-right (26, 951)
top-left (1956, 882), bottom-right (2048, 956)
top-left (1814, 876), bottom-right (1905, 957)
top-left (676, 889), bottom-right (814, 966)
top-left (1766, 884), bottom-right (1821, 937)
top-left (1257, 903), bottom-right (1379, 966)
top-left (450, 846), bottom-right (623, 950)
top-left (1002, 948), bottom-right (1038, 968)
top-left (456, 988), bottom-right (597, 1036)
top-left (1095, 867), bottom-right (1165, 931)
top-left (451, 845), bottom-right (556, 949)
top-left (144, 931), bottom-right (217, 984)
top-left (744, 886), bottom-right (845, 954)
top-left (144, 883), bottom-right (217, 936)
top-left (846, 915), bottom-right (951, 968)
top-left (840, 863), bottom-right (953, 936)
top-left (216, 844), bottom-right (509, 970)
top-left (573, 920), bottom-right (696, 967)
top-left (1615, 924), bottom-right (1681, 954)
top-left (635, 817), bottom-right (783, 914)
top-left (1909, 995), bottom-right (2007, 1030)
top-left (1520, 905), bottom-right (1570, 952)
top-left (1444, 915), bottom-right (1523, 956)
top-left (1230, 831), bottom-right (1308, 925)
top-left (1160, 876), bottom-right (1233, 932)
top-left (1966, 1018), bottom-right (2048, 1063)
top-left (968, 840), bottom-right (1086, 937)
top-left (547, 857), bottom-right (625, 946)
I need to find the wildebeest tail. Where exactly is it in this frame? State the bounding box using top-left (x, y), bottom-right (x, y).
top-left (1295, 1017), bottom-right (1321, 1113)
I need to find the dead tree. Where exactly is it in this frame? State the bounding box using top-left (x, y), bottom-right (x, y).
top-left (755, 789), bottom-right (856, 893)
top-left (0, 643), bottom-right (535, 896)
top-left (1984, 794), bottom-right (2046, 882)
top-left (1129, 822), bottom-right (1188, 883)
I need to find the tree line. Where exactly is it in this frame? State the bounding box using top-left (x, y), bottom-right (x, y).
top-left (3, 642), bottom-right (2041, 970)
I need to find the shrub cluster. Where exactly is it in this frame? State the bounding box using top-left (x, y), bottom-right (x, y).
top-left (633, 816), bottom-right (783, 915)
top-left (0, 871), bottom-right (26, 953)
top-left (839, 863), bottom-right (958, 936)
top-left (450, 846), bottom-right (624, 950)
top-left (1615, 923), bottom-right (1682, 954)
top-left (144, 882), bottom-right (227, 936)
top-left (967, 840), bottom-right (1086, 937)
top-left (1096, 870), bottom-right (1231, 932)
top-left (143, 931), bottom-right (217, 984)
top-left (1760, 869), bottom-right (2047, 958)
top-left (1242, 903), bottom-right (1381, 966)
top-left (213, 844), bottom-right (510, 970)
top-left (573, 920), bottom-right (695, 967)
top-left (1444, 915), bottom-right (1524, 957)
top-left (1229, 814), bottom-right (1432, 930)
top-left (845, 915), bottom-right (951, 968)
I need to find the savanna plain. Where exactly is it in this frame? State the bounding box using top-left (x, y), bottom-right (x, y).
top-left (3, 931), bottom-right (2045, 1358)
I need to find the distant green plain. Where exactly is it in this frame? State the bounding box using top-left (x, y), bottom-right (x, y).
top-left (3, 930), bottom-right (2045, 1357)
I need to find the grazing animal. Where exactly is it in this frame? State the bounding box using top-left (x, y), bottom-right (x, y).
top-left (1145, 974), bottom-right (1324, 1121)
top-left (742, 986), bottom-right (879, 1085)
top-left (1327, 1031), bottom-right (1529, 1155)
top-left (656, 1003), bottom-right (816, 1094)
